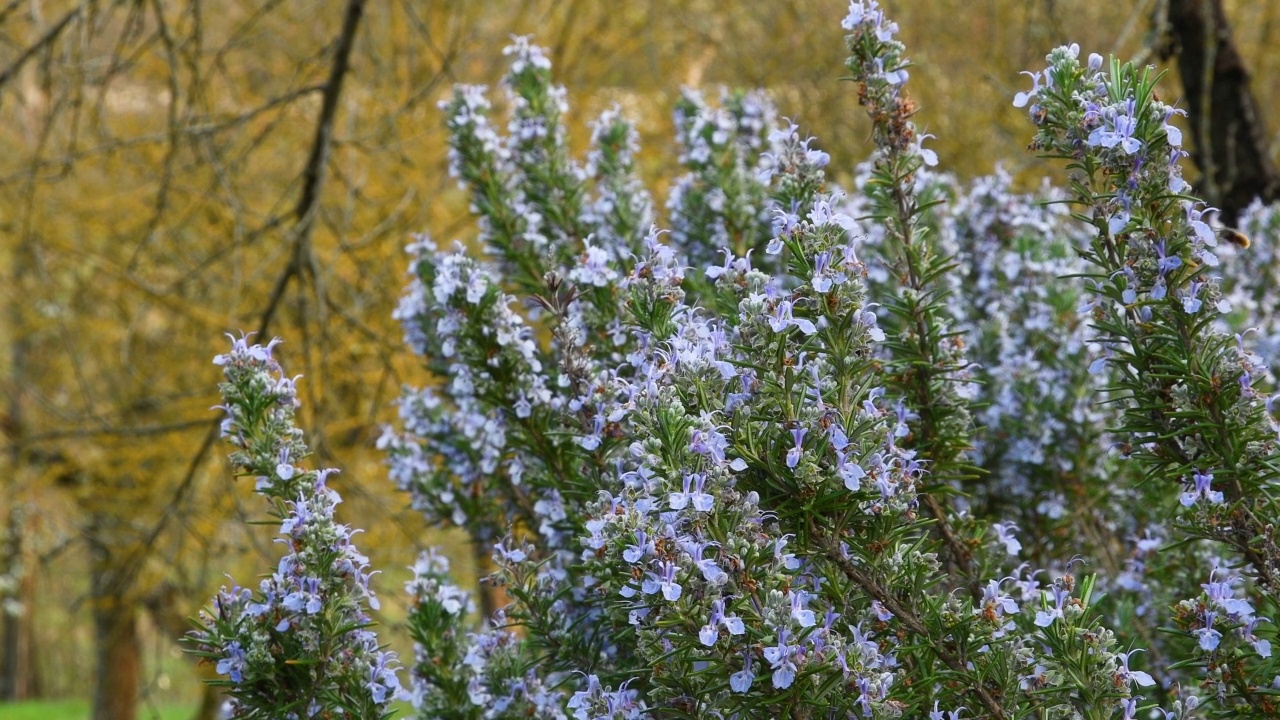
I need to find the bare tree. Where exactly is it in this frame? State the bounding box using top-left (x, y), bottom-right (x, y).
top-left (1154, 0), bottom-right (1280, 224)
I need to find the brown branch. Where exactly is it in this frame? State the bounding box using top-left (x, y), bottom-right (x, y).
top-left (0, 0), bottom-right (25, 27)
top-left (0, 4), bottom-right (84, 89)
top-left (102, 0), bottom-right (368, 606)
top-left (293, 0), bottom-right (364, 243)
top-left (0, 84), bottom-right (326, 186)
top-left (125, 0), bottom-right (185, 273)
top-left (1159, 0), bottom-right (1280, 224)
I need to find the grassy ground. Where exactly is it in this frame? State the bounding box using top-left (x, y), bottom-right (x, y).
top-left (0, 700), bottom-right (195, 720)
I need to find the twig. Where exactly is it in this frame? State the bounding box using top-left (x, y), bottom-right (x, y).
top-left (0, 5), bottom-right (84, 89)
top-left (813, 527), bottom-right (1006, 719)
top-left (102, 0), bottom-right (368, 606)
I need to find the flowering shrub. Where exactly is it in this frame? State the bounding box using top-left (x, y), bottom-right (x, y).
top-left (190, 336), bottom-right (402, 718)
top-left (197, 2), bottom-right (1280, 717)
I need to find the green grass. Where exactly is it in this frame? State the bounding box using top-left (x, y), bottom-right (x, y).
top-left (0, 700), bottom-right (195, 720)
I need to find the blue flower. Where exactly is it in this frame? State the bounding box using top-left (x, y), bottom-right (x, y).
top-left (786, 427), bottom-right (808, 469)
top-left (1194, 609), bottom-right (1222, 651)
top-left (768, 300), bottom-right (818, 336)
top-left (763, 628), bottom-right (798, 689)
top-left (1242, 617), bottom-right (1272, 658)
top-left (1181, 280), bottom-right (1205, 314)
top-left (1087, 99), bottom-right (1142, 154)
top-left (699, 599), bottom-right (746, 646)
top-left (686, 541), bottom-right (728, 585)
top-left (1013, 70), bottom-right (1044, 108)
top-left (729, 655), bottom-right (754, 693)
top-left (642, 561), bottom-right (682, 601)
top-left (1162, 106), bottom-right (1187, 146)
top-left (1034, 585), bottom-right (1070, 628)
top-left (622, 530), bottom-right (652, 564)
top-left (930, 701), bottom-right (967, 720)
top-left (215, 641), bottom-right (247, 683)
top-left (1180, 470), bottom-right (1223, 507)
top-left (790, 590), bottom-right (817, 628)
top-left (1116, 649), bottom-right (1155, 688)
top-left (669, 472), bottom-right (714, 512)
top-left (992, 522), bottom-right (1022, 556)
top-left (275, 447), bottom-right (296, 480)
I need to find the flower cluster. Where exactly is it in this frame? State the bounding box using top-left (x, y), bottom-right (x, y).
top-left (667, 87), bottom-right (782, 270)
top-left (195, 2), bottom-right (1280, 718)
top-left (376, 10), bottom-right (1161, 718)
top-left (1023, 41), bottom-right (1280, 714)
top-left (189, 335), bottom-right (402, 718)
top-left (584, 104), bottom-right (654, 262)
top-left (1220, 199), bottom-right (1280, 380)
top-left (843, 0), bottom-right (980, 585)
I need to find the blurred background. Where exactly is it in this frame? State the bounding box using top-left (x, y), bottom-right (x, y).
top-left (0, 1), bottom-right (1276, 718)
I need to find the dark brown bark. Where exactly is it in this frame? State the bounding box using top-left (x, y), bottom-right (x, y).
top-left (88, 513), bottom-right (140, 720)
top-left (2, 212), bottom-right (38, 700)
top-left (0, 547), bottom-right (41, 700)
top-left (1161, 0), bottom-right (1279, 225)
top-left (18, 565), bottom-right (39, 698)
top-left (91, 601), bottom-right (140, 720)
top-left (0, 506), bottom-right (23, 700)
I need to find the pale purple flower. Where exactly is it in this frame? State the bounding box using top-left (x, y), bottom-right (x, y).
top-left (623, 530), bottom-right (652, 564)
top-left (1182, 280), bottom-right (1204, 314)
top-left (276, 447), bottom-right (296, 480)
top-left (216, 641), bottom-right (247, 683)
top-left (669, 473), bottom-right (714, 512)
top-left (1243, 617), bottom-right (1272, 658)
top-left (763, 628), bottom-right (798, 689)
top-left (980, 578), bottom-right (1019, 617)
top-left (786, 427), bottom-right (808, 469)
top-left (1117, 649), bottom-right (1155, 688)
top-left (992, 522), bottom-right (1022, 556)
top-left (1180, 470), bottom-right (1223, 507)
top-left (700, 599), bottom-right (746, 646)
top-left (931, 702), bottom-right (967, 720)
top-left (768, 300), bottom-right (818, 335)
top-left (1194, 609), bottom-right (1222, 651)
top-left (1034, 585), bottom-right (1070, 628)
top-left (730, 655), bottom-right (754, 693)
top-left (642, 561), bottom-right (682, 602)
top-left (790, 590), bottom-right (817, 628)
top-left (688, 541), bottom-right (728, 585)
top-left (1013, 71), bottom-right (1043, 108)
top-left (915, 133), bottom-right (938, 167)
top-left (839, 455), bottom-right (867, 491)
top-left (1162, 107), bottom-right (1187, 146)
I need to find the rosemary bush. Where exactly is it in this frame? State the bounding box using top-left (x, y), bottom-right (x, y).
top-left (194, 2), bottom-right (1280, 717)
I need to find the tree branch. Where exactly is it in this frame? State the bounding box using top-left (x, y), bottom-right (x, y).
top-left (102, 0), bottom-right (368, 607)
top-left (0, 5), bottom-right (84, 90)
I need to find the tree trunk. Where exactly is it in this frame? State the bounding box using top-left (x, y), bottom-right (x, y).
top-left (0, 505), bottom-right (24, 699)
top-left (19, 563), bottom-right (39, 698)
top-left (89, 517), bottom-right (139, 720)
top-left (2, 158), bottom-right (35, 700)
top-left (91, 603), bottom-right (139, 720)
top-left (0, 541), bottom-right (39, 700)
top-left (1161, 0), bottom-right (1280, 225)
